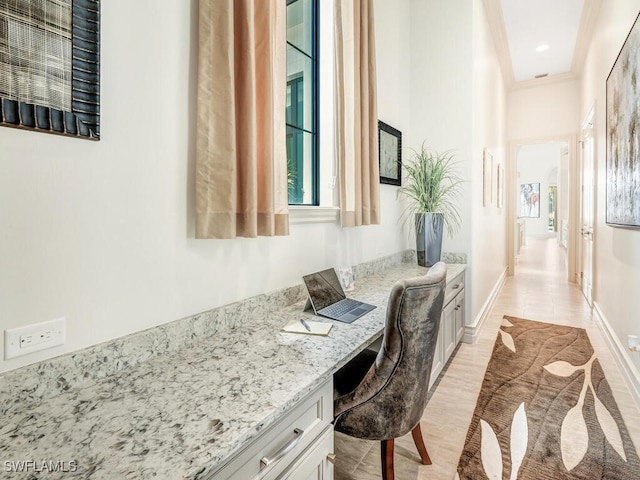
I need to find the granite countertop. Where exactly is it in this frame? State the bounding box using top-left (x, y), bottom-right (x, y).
top-left (0, 263), bottom-right (465, 479)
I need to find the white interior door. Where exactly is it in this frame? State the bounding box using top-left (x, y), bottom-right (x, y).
top-left (579, 115), bottom-right (595, 306)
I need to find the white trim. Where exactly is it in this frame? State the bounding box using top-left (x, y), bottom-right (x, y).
top-left (593, 302), bottom-right (640, 410)
top-left (289, 206), bottom-right (339, 225)
top-left (571, 0), bottom-right (603, 76)
top-left (463, 267), bottom-right (507, 344)
top-left (482, 0), bottom-right (515, 88)
top-left (509, 71), bottom-right (578, 92)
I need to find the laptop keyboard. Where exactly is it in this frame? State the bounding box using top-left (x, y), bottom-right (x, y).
top-left (320, 298), bottom-right (361, 318)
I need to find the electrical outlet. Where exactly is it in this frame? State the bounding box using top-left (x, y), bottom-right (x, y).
top-left (628, 335), bottom-right (639, 353)
top-left (4, 317), bottom-right (66, 359)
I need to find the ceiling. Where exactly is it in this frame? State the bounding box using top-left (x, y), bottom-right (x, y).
top-left (486, 0), bottom-right (601, 89)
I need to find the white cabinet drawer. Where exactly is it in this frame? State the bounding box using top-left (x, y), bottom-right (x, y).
top-left (277, 426), bottom-right (334, 480)
top-left (209, 379), bottom-right (333, 480)
top-left (444, 271), bottom-right (465, 306)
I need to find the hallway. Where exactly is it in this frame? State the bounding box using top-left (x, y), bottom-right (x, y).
top-left (335, 236), bottom-right (640, 479)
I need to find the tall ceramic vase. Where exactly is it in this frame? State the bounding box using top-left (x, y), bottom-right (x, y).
top-left (415, 212), bottom-right (444, 267)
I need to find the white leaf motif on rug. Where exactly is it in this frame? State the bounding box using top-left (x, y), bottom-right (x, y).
top-left (480, 404), bottom-right (529, 480)
top-left (544, 360), bottom-right (579, 377)
top-left (594, 393), bottom-right (627, 461)
top-left (499, 329), bottom-right (516, 353)
top-left (480, 419), bottom-right (503, 480)
top-left (502, 319), bottom-right (514, 327)
top-left (561, 400), bottom-right (589, 471)
top-left (510, 403), bottom-right (528, 480)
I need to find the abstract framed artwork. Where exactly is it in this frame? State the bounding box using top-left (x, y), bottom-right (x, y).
top-left (520, 183), bottom-right (540, 218)
top-left (606, 11), bottom-right (640, 228)
top-left (0, 0), bottom-right (100, 140)
top-left (378, 120), bottom-right (401, 186)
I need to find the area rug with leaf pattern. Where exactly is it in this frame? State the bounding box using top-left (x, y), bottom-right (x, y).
top-left (456, 316), bottom-right (640, 480)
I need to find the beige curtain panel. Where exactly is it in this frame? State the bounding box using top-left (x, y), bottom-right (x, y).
top-left (196, 0), bottom-right (289, 239)
top-left (335, 0), bottom-right (380, 227)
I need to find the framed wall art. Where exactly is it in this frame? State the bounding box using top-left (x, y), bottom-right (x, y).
top-left (606, 11), bottom-right (640, 228)
top-left (378, 120), bottom-right (401, 186)
top-left (519, 183), bottom-right (540, 218)
top-left (0, 0), bottom-right (100, 139)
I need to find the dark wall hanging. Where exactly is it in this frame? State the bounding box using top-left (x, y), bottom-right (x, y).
top-left (606, 11), bottom-right (640, 228)
top-left (0, 0), bottom-right (100, 140)
top-left (378, 120), bottom-right (401, 186)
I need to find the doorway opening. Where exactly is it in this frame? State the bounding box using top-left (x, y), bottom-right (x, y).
top-left (509, 138), bottom-right (576, 282)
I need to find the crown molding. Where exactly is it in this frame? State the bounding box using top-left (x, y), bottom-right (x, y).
top-left (509, 71), bottom-right (579, 92)
top-left (483, 0), bottom-right (515, 89)
top-left (571, 0), bottom-right (603, 76)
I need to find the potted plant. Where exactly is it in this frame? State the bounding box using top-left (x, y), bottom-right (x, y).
top-left (397, 143), bottom-right (463, 267)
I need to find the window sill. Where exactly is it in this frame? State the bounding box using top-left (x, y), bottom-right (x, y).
top-left (289, 206), bottom-right (339, 225)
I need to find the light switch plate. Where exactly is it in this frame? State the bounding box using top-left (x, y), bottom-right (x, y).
top-left (4, 317), bottom-right (66, 359)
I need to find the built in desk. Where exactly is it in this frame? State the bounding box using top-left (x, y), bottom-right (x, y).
top-left (0, 261), bottom-right (465, 480)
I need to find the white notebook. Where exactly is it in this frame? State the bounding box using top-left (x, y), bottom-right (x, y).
top-left (282, 320), bottom-right (333, 336)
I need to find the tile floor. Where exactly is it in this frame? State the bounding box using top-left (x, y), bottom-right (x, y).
top-left (334, 236), bottom-right (640, 479)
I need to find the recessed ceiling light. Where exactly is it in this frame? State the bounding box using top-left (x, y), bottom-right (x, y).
top-left (536, 44), bottom-right (550, 52)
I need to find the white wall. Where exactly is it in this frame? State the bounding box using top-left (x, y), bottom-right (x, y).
top-left (507, 80), bottom-right (581, 141)
top-left (409, 0), bottom-right (474, 315)
top-left (408, 0), bottom-right (508, 327)
top-left (0, 0), bottom-right (412, 372)
top-left (580, 0), bottom-right (640, 373)
top-left (374, 0), bottom-right (413, 256)
top-left (470, 0), bottom-right (508, 325)
top-left (409, 0), bottom-right (473, 260)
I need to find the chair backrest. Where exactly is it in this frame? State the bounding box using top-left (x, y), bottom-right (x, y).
top-left (334, 262), bottom-right (447, 440)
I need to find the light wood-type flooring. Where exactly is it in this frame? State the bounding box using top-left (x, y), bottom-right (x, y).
top-left (334, 235), bottom-right (640, 479)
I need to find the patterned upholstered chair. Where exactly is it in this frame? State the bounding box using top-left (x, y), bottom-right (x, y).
top-left (333, 262), bottom-right (447, 480)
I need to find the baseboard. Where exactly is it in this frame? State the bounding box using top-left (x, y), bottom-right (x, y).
top-left (463, 267), bottom-right (507, 344)
top-left (593, 302), bottom-right (640, 409)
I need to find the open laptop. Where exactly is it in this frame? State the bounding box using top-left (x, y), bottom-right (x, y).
top-left (302, 268), bottom-right (376, 323)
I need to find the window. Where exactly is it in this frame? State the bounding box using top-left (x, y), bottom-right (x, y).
top-left (286, 0), bottom-right (319, 205)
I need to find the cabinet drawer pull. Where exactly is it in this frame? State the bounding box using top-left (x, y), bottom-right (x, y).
top-left (260, 428), bottom-right (304, 468)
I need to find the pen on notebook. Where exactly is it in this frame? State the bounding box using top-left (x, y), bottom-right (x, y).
top-left (300, 318), bottom-right (312, 331)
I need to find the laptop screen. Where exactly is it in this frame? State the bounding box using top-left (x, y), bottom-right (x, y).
top-left (303, 268), bottom-right (346, 311)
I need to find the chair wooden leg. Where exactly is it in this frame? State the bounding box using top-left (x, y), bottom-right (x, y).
top-left (411, 423), bottom-right (432, 465)
top-left (381, 438), bottom-right (395, 480)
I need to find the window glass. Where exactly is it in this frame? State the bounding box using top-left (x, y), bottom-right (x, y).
top-left (286, 0), bottom-right (313, 56)
top-left (286, 0), bottom-right (318, 205)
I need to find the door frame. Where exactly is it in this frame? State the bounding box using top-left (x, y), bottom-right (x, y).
top-left (506, 134), bottom-right (579, 282)
top-left (578, 105), bottom-right (596, 304)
